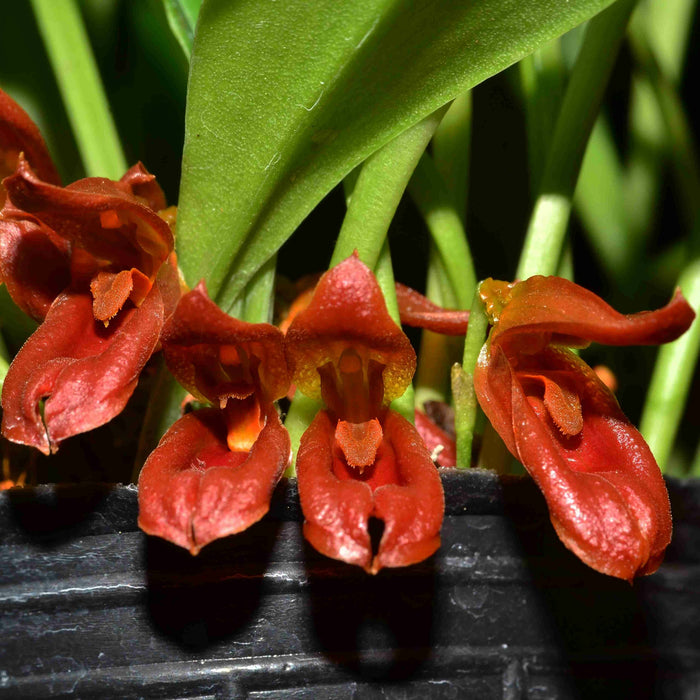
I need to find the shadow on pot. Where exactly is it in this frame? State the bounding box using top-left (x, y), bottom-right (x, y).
top-left (144, 517), bottom-right (283, 650)
top-left (303, 528), bottom-right (437, 682)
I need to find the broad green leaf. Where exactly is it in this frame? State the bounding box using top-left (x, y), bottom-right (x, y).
top-left (162, 0), bottom-right (202, 58)
top-left (178, 0), bottom-right (617, 311)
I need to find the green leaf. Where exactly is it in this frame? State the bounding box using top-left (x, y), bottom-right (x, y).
top-left (30, 0), bottom-right (126, 178)
top-left (177, 0), bottom-right (617, 311)
top-left (162, 0), bottom-right (202, 58)
top-left (640, 259), bottom-right (700, 472)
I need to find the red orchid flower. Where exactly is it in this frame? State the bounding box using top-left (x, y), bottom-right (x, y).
top-left (279, 274), bottom-right (468, 466)
top-left (285, 254), bottom-right (444, 573)
top-left (473, 275), bottom-right (695, 581)
top-left (137, 283), bottom-right (291, 554)
top-left (0, 89), bottom-right (179, 454)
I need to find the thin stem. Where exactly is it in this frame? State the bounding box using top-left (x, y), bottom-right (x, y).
top-left (454, 290), bottom-right (489, 469)
top-left (408, 153), bottom-right (476, 310)
top-left (414, 95), bottom-right (473, 410)
top-left (643, 0), bottom-right (697, 84)
top-left (330, 107), bottom-right (448, 269)
top-left (30, 0), bottom-right (127, 178)
top-left (517, 0), bottom-right (638, 280)
top-left (640, 259), bottom-right (700, 472)
top-left (557, 241), bottom-right (575, 281)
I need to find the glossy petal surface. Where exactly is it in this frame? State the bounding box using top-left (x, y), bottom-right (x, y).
top-left (297, 409), bottom-right (443, 573)
top-left (1, 284), bottom-right (164, 454)
top-left (4, 158), bottom-right (173, 319)
top-left (474, 277), bottom-right (695, 580)
top-left (285, 255), bottom-right (415, 404)
top-left (138, 404), bottom-right (290, 554)
top-left (483, 276), bottom-right (695, 351)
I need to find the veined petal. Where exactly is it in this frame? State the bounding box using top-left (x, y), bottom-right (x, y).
top-left (1, 284), bottom-right (164, 454)
top-left (474, 344), bottom-right (671, 580)
top-left (395, 282), bottom-right (469, 335)
top-left (162, 282), bottom-right (289, 405)
top-left (1, 89), bottom-right (60, 206)
top-left (138, 404), bottom-right (290, 554)
top-left (297, 409), bottom-right (443, 573)
top-left (285, 254), bottom-right (415, 405)
top-left (484, 276), bottom-right (695, 352)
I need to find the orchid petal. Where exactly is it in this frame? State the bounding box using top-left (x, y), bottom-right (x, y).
top-left (395, 282), bottom-right (469, 335)
top-left (138, 404), bottom-right (290, 554)
top-left (372, 410), bottom-right (444, 572)
top-left (162, 282), bottom-right (289, 405)
top-left (285, 254), bottom-right (415, 404)
top-left (475, 343), bottom-right (671, 580)
top-left (0, 89), bottom-right (60, 206)
top-left (0, 205), bottom-right (70, 321)
top-left (414, 409), bottom-right (457, 468)
top-left (1, 284), bottom-right (164, 454)
top-left (486, 276), bottom-right (695, 351)
top-left (3, 157), bottom-right (173, 316)
top-left (119, 163), bottom-right (167, 212)
top-left (297, 408), bottom-right (443, 573)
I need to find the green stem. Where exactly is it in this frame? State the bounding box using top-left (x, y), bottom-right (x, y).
top-left (643, 0), bottom-right (697, 84)
top-left (454, 290), bottom-right (489, 469)
top-left (414, 94), bottom-right (473, 409)
top-left (639, 259), bottom-right (700, 472)
top-left (517, 0), bottom-right (638, 280)
top-left (432, 92), bottom-right (471, 223)
top-left (330, 106), bottom-right (448, 269)
top-left (557, 241), bottom-right (575, 281)
top-left (283, 392), bottom-right (322, 478)
top-left (30, 0), bottom-right (126, 178)
top-left (408, 154), bottom-right (476, 310)
top-left (241, 254), bottom-right (277, 324)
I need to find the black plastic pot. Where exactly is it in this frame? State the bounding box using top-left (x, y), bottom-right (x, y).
top-left (1, 470), bottom-right (699, 699)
